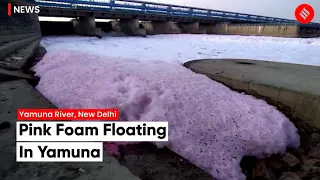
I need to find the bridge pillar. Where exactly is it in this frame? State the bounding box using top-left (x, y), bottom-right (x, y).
top-left (178, 22), bottom-right (206, 34)
top-left (110, 20), bottom-right (121, 32)
top-left (110, 19), bottom-right (146, 36)
top-left (72, 16), bottom-right (102, 38)
top-left (152, 21), bottom-right (181, 34)
top-left (119, 19), bottom-right (146, 37)
top-left (200, 23), bottom-right (228, 34)
top-left (141, 21), bottom-right (156, 35)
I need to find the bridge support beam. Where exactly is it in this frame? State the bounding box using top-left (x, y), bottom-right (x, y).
top-left (200, 23), bottom-right (228, 34)
top-left (178, 22), bottom-right (206, 34)
top-left (110, 20), bottom-right (121, 32)
top-left (119, 19), bottom-right (146, 37)
top-left (110, 19), bottom-right (146, 36)
top-left (72, 16), bottom-right (102, 38)
top-left (152, 21), bottom-right (181, 34)
top-left (141, 21), bottom-right (156, 35)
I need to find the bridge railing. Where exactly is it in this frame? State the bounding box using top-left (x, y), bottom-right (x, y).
top-left (28, 0), bottom-right (320, 28)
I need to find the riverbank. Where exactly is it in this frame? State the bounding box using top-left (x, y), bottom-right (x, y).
top-left (184, 59), bottom-right (320, 179)
top-left (1, 44), bottom-right (320, 180)
top-left (0, 45), bottom-right (141, 180)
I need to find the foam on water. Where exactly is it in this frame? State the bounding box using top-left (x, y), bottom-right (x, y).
top-left (33, 50), bottom-right (300, 180)
top-left (40, 34), bottom-right (320, 66)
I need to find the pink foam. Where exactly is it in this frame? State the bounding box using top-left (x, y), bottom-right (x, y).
top-left (33, 50), bottom-right (300, 180)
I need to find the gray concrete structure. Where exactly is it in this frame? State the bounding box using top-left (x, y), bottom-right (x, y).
top-left (200, 23), bottom-right (301, 37)
top-left (72, 16), bottom-right (102, 37)
top-left (184, 59), bottom-right (320, 130)
top-left (178, 22), bottom-right (206, 34)
top-left (141, 21), bottom-right (156, 35)
top-left (34, 1), bottom-right (320, 38)
top-left (110, 20), bottom-right (121, 32)
top-left (152, 21), bottom-right (181, 34)
top-left (105, 19), bottom-right (305, 37)
top-left (0, 0), bottom-right (41, 70)
top-left (119, 19), bottom-right (146, 37)
top-left (201, 23), bottom-right (228, 34)
top-left (110, 20), bottom-right (181, 35)
top-left (300, 28), bottom-right (320, 37)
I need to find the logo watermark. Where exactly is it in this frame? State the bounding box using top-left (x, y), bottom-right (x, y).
top-left (299, 7), bottom-right (310, 20)
top-left (295, 4), bottom-right (315, 24)
top-left (7, 3), bottom-right (40, 16)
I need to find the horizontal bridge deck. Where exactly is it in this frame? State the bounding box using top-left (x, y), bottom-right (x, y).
top-left (26, 0), bottom-right (320, 28)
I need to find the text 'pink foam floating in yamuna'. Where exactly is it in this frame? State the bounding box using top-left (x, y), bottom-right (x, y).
top-left (33, 50), bottom-right (300, 180)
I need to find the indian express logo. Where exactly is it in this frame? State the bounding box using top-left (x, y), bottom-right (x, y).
top-left (299, 7), bottom-right (310, 20)
top-left (7, 3), bottom-right (40, 16)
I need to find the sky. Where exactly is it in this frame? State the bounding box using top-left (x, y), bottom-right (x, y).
top-left (41, 0), bottom-right (320, 23)
top-left (144, 0), bottom-right (320, 23)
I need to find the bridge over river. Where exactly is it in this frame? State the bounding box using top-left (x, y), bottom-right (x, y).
top-left (28, 0), bottom-right (320, 37)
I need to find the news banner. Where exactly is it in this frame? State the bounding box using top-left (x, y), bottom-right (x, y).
top-left (16, 109), bottom-right (168, 162)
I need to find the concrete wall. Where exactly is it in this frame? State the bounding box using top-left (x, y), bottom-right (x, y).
top-left (299, 28), bottom-right (320, 37)
top-left (201, 23), bottom-right (228, 34)
top-left (87, 18), bottom-right (318, 38)
top-left (96, 22), bottom-right (113, 33)
top-left (110, 20), bottom-right (121, 32)
top-left (153, 21), bottom-right (181, 34)
top-left (112, 20), bottom-right (181, 35)
top-left (0, 0), bottom-right (41, 62)
top-left (0, 0), bottom-right (41, 36)
top-left (201, 23), bottom-right (300, 38)
top-left (72, 16), bottom-right (102, 37)
top-left (119, 19), bottom-right (146, 37)
top-left (178, 22), bottom-right (206, 34)
top-left (141, 21), bottom-right (156, 35)
top-left (109, 19), bottom-right (146, 36)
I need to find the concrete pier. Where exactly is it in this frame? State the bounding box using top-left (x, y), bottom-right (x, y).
top-left (111, 20), bottom-right (121, 32)
top-left (141, 21), bottom-right (156, 35)
top-left (72, 16), bottom-right (102, 37)
top-left (59, 16), bottom-right (318, 38)
top-left (109, 19), bottom-right (146, 36)
top-left (300, 28), bottom-right (320, 37)
top-left (152, 21), bottom-right (181, 34)
top-left (0, 0), bottom-right (41, 70)
top-left (178, 22), bottom-right (206, 34)
top-left (201, 23), bottom-right (228, 34)
top-left (96, 22), bottom-right (113, 33)
top-left (201, 23), bottom-right (300, 37)
top-left (119, 19), bottom-right (146, 37)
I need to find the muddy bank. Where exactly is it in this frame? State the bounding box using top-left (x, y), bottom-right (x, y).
top-left (112, 124), bottom-right (320, 180)
top-left (117, 143), bottom-right (213, 180)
